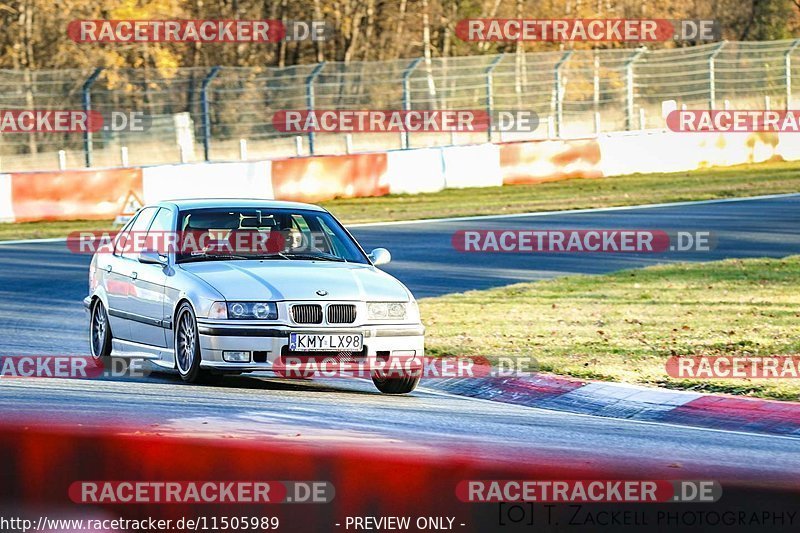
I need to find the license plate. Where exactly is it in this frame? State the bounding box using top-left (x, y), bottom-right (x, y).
top-left (289, 333), bottom-right (363, 352)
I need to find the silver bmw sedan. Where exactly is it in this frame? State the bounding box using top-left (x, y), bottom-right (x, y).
top-left (84, 199), bottom-right (424, 394)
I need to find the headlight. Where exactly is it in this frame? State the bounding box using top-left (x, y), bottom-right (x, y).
top-left (209, 301), bottom-right (278, 320)
top-left (367, 302), bottom-right (407, 320)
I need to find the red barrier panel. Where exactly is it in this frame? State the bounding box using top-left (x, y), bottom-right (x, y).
top-left (10, 168), bottom-right (143, 222)
top-left (270, 153), bottom-right (389, 203)
top-left (499, 139), bottom-right (603, 185)
top-left (0, 424), bottom-right (797, 531)
top-left (0, 423), bottom-right (663, 532)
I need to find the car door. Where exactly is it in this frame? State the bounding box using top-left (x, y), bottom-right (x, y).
top-left (109, 206), bottom-right (159, 343)
top-left (127, 207), bottom-right (173, 347)
top-left (101, 214), bottom-right (139, 342)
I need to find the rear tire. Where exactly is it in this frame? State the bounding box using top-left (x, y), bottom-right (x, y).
top-left (89, 299), bottom-right (112, 364)
top-left (371, 371), bottom-right (420, 394)
top-left (174, 303), bottom-right (221, 384)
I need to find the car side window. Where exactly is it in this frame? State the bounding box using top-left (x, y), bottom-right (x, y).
top-left (143, 207), bottom-right (175, 255)
top-left (149, 208), bottom-right (174, 233)
top-left (113, 212), bottom-right (140, 257)
top-left (119, 207), bottom-right (159, 260)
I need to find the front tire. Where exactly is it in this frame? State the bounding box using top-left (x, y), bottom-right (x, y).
top-left (89, 299), bottom-right (112, 363)
top-left (174, 303), bottom-right (223, 385)
top-left (371, 371), bottom-right (420, 394)
top-left (174, 303), bottom-right (201, 381)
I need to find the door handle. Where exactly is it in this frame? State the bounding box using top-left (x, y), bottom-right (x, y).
top-left (131, 272), bottom-right (138, 280)
top-left (105, 265), bottom-right (112, 273)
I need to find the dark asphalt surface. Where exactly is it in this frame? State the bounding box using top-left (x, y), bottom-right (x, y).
top-left (352, 193), bottom-right (800, 297)
top-left (0, 194), bottom-right (799, 481)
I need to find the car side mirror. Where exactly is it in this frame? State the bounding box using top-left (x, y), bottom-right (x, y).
top-left (368, 248), bottom-right (391, 266)
top-left (138, 249), bottom-right (168, 266)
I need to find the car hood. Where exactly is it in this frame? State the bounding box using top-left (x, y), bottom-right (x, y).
top-left (179, 260), bottom-right (411, 302)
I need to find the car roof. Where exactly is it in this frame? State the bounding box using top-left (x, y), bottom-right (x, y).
top-left (155, 198), bottom-right (327, 212)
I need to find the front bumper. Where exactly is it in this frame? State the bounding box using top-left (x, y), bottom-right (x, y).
top-left (196, 320), bottom-right (425, 372)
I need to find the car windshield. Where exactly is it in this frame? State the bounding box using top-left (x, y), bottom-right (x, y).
top-left (175, 207), bottom-right (369, 264)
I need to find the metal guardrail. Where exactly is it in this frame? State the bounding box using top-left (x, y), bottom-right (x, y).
top-left (0, 39), bottom-right (799, 172)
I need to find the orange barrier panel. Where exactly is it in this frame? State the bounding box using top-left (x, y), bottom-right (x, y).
top-left (10, 168), bottom-right (143, 222)
top-left (270, 153), bottom-right (389, 203)
top-left (499, 139), bottom-right (603, 185)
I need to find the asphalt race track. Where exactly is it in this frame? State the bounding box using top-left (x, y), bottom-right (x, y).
top-left (352, 193), bottom-right (800, 297)
top-left (1, 194), bottom-right (799, 483)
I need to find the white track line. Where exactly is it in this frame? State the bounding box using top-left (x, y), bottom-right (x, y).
top-left (0, 192), bottom-right (797, 245)
top-left (0, 236), bottom-right (75, 245)
top-left (347, 192), bottom-right (800, 228)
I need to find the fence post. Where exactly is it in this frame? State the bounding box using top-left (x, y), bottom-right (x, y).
top-left (593, 51), bottom-right (600, 113)
top-left (401, 58), bottom-right (423, 149)
top-left (708, 41), bottom-right (726, 110)
top-left (785, 40), bottom-right (800, 109)
top-left (485, 54), bottom-right (505, 143)
top-left (201, 66), bottom-right (221, 162)
top-left (553, 51), bottom-right (573, 138)
top-left (624, 48), bottom-right (646, 131)
top-left (82, 68), bottom-right (103, 168)
top-left (305, 62), bottom-right (326, 156)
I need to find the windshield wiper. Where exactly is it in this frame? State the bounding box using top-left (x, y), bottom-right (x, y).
top-left (281, 252), bottom-right (346, 262)
top-left (180, 252), bottom-right (252, 263)
top-left (257, 252), bottom-right (291, 260)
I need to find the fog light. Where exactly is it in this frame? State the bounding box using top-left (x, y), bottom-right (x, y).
top-left (223, 351), bottom-right (250, 363)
